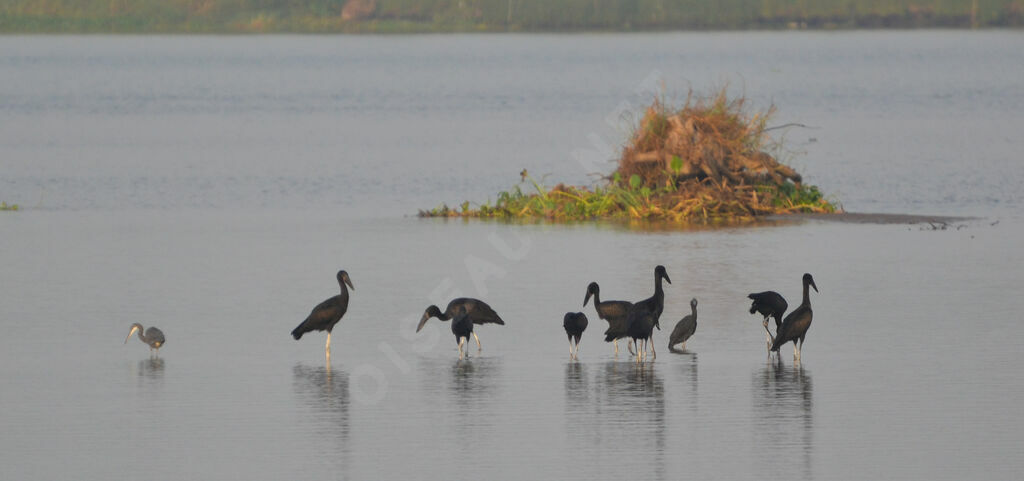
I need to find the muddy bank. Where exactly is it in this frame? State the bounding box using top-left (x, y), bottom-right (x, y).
top-left (769, 212), bottom-right (976, 225)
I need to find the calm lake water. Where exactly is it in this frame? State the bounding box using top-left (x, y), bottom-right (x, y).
top-left (2, 32), bottom-right (1024, 480)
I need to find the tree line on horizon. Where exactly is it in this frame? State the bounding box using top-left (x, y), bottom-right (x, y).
top-left (2, 0), bottom-right (1021, 33)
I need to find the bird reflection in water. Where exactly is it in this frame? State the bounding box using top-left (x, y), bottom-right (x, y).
top-left (448, 358), bottom-right (498, 399)
top-left (445, 358), bottom-right (500, 437)
top-left (136, 357), bottom-right (165, 382)
top-left (293, 363), bottom-right (351, 476)
top-left (564, 362), bottom-right (589, 404)
top-left (753, 362), bottom-right (813, 480)
top-left (670, 351), bottom-right (699, 413)
top-left (592, 362), bottom-right (666, 479)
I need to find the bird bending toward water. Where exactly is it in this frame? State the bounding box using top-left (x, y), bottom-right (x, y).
top-left (584, 282), bottom-right (633, 354)
top-left (748, 291), bottom-right (788, 353)
top-left (417, 298), bottom-right (505, 351)
top-left (291, 270), bottom-right (354, 359)
top-left (124, 323), bottom-right (165, 355)
top-left (771, 273), bottom-right (818, 361)
top-left (563, 312), bottom-right (588, 360)
top-left (668, 298), bottom-right (698, 353)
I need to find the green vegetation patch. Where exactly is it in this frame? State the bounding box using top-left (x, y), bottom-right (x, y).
top-left (1, 0), bottom-right (1021, 33)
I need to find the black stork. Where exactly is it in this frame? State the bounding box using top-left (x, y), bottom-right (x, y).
top-left (771, 273), bottom-right (819, 361)
top-left (584, 282), bottom-right (633, 354)
top-left (291, 270), bottom-right (354, 359)
top-left (417, 298), bottom-right (505, 351)
top-left (451, 305), bottom-right (474, 360)
top-left (748, 290), bottom-right (788, 352)
top-left (563, 311), bottom-right (588, 360)
top-left (624, 265), bottom-right (671, 360)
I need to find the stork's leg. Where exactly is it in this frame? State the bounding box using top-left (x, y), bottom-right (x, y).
top-left (325, 332), bottom-right (332, 357)
top-left (458, 338), bottom-right (465, 360)
top-left (473, 332), bottom-right (482, 350)
top-left (793, 342), bottom-right (799, 360)
top-left (575, 340), bottom-right (581, 359)
top-left (568, 338), bottom-right (574, 358)
top-left (650, 339), bottom-right (656, 360)
top-left (613, 339), bottom-right (619, 354)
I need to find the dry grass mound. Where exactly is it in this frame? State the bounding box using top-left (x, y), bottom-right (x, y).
top-left (421, 88), bottom-right (838, 222)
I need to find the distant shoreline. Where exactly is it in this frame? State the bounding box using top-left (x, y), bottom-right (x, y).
top-left (2, 0), bottom-right (1021, 34)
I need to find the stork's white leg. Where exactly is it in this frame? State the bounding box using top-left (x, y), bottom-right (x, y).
top-left (575, 341), bottom-right (581, 359)
top-left (793, 342), bottom-right (799, 360)
top-left (568, 339), bottom-right (574, 358)
top-left (325, 332), bottom-right (332, 356)
top-left (458, 338), bottom-right (466, 360)
top-left (650, 340), bottom-right (656, 360)
top-left (613, 339), bottom-right (619, 354)
top-left (473, 332), bottom-right (482, 350)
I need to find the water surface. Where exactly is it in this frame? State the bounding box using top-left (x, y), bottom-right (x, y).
top-left (2, 32), bottom-right (1023, 480)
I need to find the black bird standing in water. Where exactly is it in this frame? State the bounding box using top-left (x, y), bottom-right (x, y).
top-left (584, 282), bottom-right (633, 354)
top-left (451, 305), bottom-right (474, 360)
top-left (748, 290), bottom-right (788, 353)
top-left (619, 265), bottom-right (671, 360)
top-left (563, 311), bottom-right (588, 360)
top-left (625, 309), bottom-right (657, 363)
top-left (291, 270), bottom-right (354, 358)
top-left (771, 273), bottom-right (818, 361)
top-left (124, 323), bottom-right (165, 355)
top-left (668, 298), bottom-right (698, 353)
top-left (417, 298), bottom-right (505, 351)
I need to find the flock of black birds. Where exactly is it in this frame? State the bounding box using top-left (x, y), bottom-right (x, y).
top-left (123, 266), bottom-right (819, 363)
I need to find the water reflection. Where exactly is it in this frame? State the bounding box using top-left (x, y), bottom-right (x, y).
top-left (670, 352), bottom-right (699, 413)
top-left (444, 358), bottom-right (501, 437)
top-left (752, 362), bottom-right (813, 480)
top-left (591, 362), bottom-right (666, 480)
top-left (564, 362), bottom-right (589, 405)
top-left (292, 363), bottom-right (350, 478)
top-left (137, 357), bottom-right (165, 377)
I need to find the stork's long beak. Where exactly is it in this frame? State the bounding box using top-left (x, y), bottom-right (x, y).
top-left (811, 280), bottom-right (819, 293)
top-left (583, 290), bottom-right (593, 307)
top-left (124, 326), bottom-right (139, 344)
top-left (416, 312), bottom-right (430, 332)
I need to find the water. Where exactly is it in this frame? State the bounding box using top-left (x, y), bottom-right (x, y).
top-left (2, 32), bottom-right (1024, 480)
